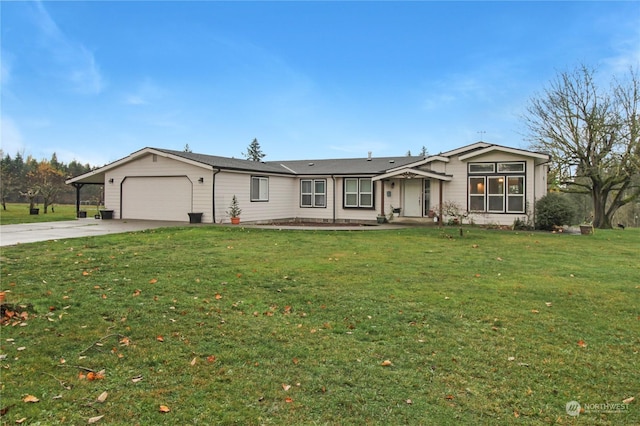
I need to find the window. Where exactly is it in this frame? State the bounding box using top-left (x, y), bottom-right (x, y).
top-left (301, 179), bottom-right (326, 208)
top-left (487, 177), bottom-right (505, 212)
top-left (507, 176), bottom-right (525, 213)
top-left (251, 176), bottom-right (269, 201)
top-left (469, 177), bottom-right (486, 211)
top-left (344, 178), bottom-right (374, 208)
top-left (467, 162), bottom-right (526, 213)
top-left (498, 162), bottom-right (525, 173)
top-left (469, 163), bottom-right (495, 173)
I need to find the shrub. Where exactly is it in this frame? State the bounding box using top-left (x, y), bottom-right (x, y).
top-left (534, 193), bottom-right (577, 230)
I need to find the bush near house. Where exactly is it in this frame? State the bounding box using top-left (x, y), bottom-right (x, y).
top-left (535, 193), bottom-right (578, 230)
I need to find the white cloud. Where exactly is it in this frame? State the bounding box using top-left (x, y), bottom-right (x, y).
top-left (31, 1), bottom-right (105, 95)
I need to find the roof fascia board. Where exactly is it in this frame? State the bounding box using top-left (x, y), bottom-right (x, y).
top-left (440, 142), bottom-right (491, 157)
top-left (458, 146), bottom-right (550, 161)
top-left (373, 168), bottom-right (453, 181)
top-left (385, 156), bottom-right (449, 172)
top-left (65, 147), bottom-right (214, 184)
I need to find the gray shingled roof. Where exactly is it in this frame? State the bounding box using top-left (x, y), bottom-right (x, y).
top-left (157, 149), bottom-right (294, 174)
top-left (276, 156), bottom-right (421, 175)
top-left (158, 148), bottom-right (422, 175)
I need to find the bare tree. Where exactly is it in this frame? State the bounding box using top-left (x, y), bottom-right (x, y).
top-left (524, 65), bottom-right (640, 228)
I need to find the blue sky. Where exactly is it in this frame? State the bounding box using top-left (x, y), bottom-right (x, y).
top-left (1, 1), bottom-right (639, 166)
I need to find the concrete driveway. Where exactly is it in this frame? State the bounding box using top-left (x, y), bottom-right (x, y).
top-left (0, 218), bottom-right (187, 247)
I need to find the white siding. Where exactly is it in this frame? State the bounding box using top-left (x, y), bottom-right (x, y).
top-left (104, 153), bottom-right (213, 222)
top-left (440, 152), bottom-right (544, 225)
top-left (214, 172), bottom-right (297, 223)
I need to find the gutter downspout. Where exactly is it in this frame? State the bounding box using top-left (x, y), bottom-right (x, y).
top-left (331, 175), bottom-right (336, 223)
top-left (212, 168), bottom-right (220, 223)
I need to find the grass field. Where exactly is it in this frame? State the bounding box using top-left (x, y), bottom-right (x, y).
top-left (0, 204), bottom-right (83, 225)
top-left (0, 222), bottom-right (638, 425)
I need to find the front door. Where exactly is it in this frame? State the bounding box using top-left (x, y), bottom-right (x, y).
top-left (403, 179), bottom-right (422, 216)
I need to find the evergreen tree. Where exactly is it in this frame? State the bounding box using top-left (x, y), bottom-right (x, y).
top-left (244, 138), bottom-right (265, 162)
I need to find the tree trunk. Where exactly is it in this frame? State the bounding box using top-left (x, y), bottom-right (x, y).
top-left (592, 186), bottom-right (612, 228)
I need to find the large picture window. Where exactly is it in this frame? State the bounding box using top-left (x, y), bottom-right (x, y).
top-left (344, 178), bottom-right (373, 208)
top-left (301, 179), bottom-right (326, 208)
top-left (468, 162), bottom-right (525, 213)
top-left (251, 176), bottom-right (269, 202)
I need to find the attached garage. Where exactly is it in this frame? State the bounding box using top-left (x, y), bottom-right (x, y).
top-left (122, 176), bottom-right (193, 221)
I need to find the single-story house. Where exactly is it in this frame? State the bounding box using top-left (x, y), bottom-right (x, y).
top-left (65, 142), bottom-right (550, 226)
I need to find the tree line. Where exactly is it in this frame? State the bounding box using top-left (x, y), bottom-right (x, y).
top-left (0, 151), bottom-right (102, 212)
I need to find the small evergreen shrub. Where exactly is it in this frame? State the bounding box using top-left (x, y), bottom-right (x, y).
top-left (534, 193), bottom-right (577, 230)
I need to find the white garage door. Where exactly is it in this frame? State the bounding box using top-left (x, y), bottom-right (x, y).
top-left (122, 176), bottom-right (192, 221)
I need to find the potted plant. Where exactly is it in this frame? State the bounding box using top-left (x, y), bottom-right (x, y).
top-left (227, 195), bottom-right (242, 224)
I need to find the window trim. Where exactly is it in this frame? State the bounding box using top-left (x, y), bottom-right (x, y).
top-left (250, 176), bottom-right (269, 202)
top-left (487, 176), bottom-right (505, 213)
top-left (300, 179), bottom-right (326, 208)
top-left (469, 163), bottom-right (495, 174)
top-left (468, 176), bottom-right (486, 212)
top-left (506, 175), bottom-right (525, 213)
top-left (467, 162), bottom-right (527, 214)
top-left (497, 162), bottom-right (525, 173)
top-left (344, 178), bottom-right (374, 209)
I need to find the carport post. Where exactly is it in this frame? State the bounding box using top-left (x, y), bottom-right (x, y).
top-left (72, 183), bottom-right (84, 218)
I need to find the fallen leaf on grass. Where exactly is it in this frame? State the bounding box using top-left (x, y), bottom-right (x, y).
top-left (282, 384), bottom-right (291, 391)
top-left (545, 302), bottom-right (552, 307)
top-left (207, 355), bottom-right (216, 363)
top-left (531, 309), bottom-right (539, 314)
top-left (159, 405), bottom-right (170, 413)
top-left (16, 418), bottom-right (27, 424)
top-left (284, 397), bottom-right (293, 403)
top-left (131, 375), bottom-right (143, 383)
top-left (445, 395), bottom-right (455, 400)
top-left (577, 340), bottom-right (587, 348)
top-left (406, 399), bottom-right (413, 405)
top-left (96, 391), bottom-right (108, 403)
top-left (156, 335), bottom-right (164, 342)
top-left (22, 395), bottom-right (39, 403)
top-left (86, 372), bottom-right (105, 381)
top-left (623, 396), bottom-right (635, 404)
top-left (132, 289), bottom-right (141, 297)
top-left (215, 293), bottom-right (222, 300)
top-left (149, 278), bottom-right (158, 284)
top-left (190, 357), bottom-right (197, 366)
top-left (88, 414), bottom-right (104, 423)
top-left (381, 360), bottom-right (393, 367)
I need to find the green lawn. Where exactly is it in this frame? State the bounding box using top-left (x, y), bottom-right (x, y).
top-left (0, 203), bottom-right (83, 225)
top-left (0, 225), bottom-right (638, 425)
